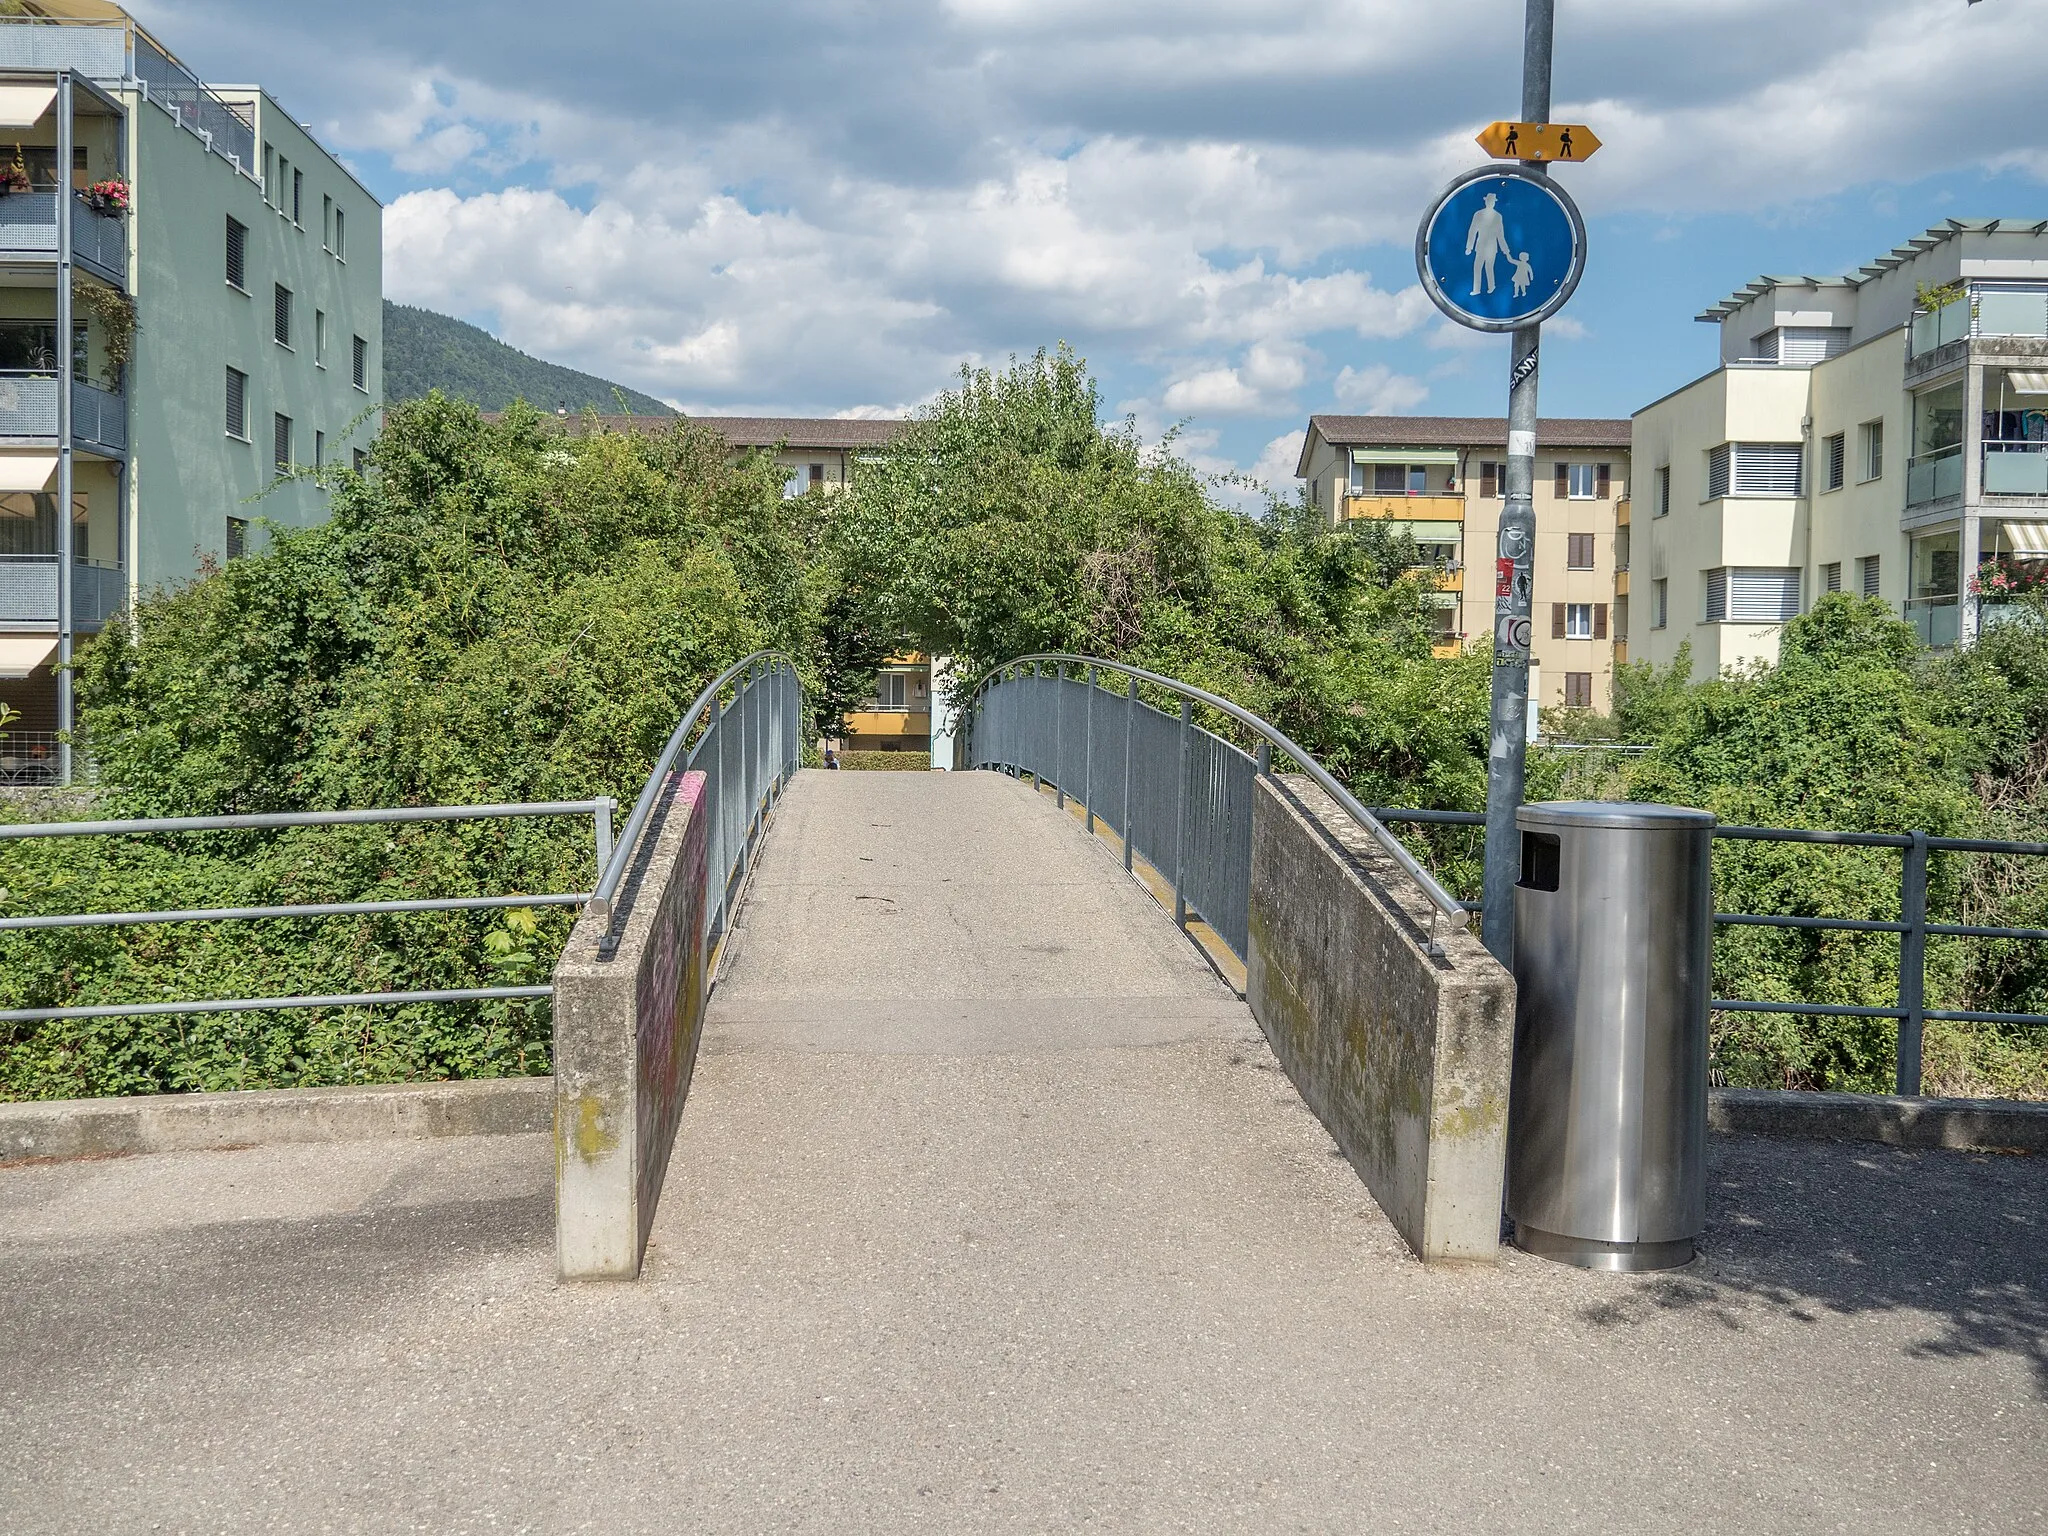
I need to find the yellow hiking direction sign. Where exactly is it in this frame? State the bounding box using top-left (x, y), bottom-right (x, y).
top-left (1476, 121), bottom-right (1601, 164)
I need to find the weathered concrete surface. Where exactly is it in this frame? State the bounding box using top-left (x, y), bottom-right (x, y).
top-left (0, 1075), bottom-right (551, 1165)
top-left (1712, 1086), bottom-right (2048, 1152)
top-left (3, 772), bottom-right (2044, 1532)
top-left (551, 771), bottom-right (710, 1280)
top-left (1247, 774), bottom-right (1515, 1263)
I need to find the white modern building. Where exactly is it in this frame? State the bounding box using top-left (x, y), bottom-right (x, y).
top-left (1631, 219), bottom-right (2048, 674)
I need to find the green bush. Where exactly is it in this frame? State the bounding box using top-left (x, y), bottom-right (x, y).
top-left (835, 751), bottom-right (931, 771)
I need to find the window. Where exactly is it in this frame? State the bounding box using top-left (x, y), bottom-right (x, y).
top-left (322, 193), bottom-right (332, 249)
top-left (225, 215), bottom-right (247, 290)
top-left (1859, 554), bottom-right (1881, 597)
top-left (1374, 463), bottom-right (1405, 494)
top-left (808, 462), bottom-right (824, 487)
top-left (1824, 433), bottom-right (1846, 491)
top-left (1655, 465), bottom-right (1671, 518)
top-left (351, 335), bottom-right (367, 392)
top-left (1566, 463), bottom-right (1598, 499)
top-left (0, 491), bottom-right (86, 558)
top-left (1707, 442), bottom-right (1802, 499)
top-left (1615, 527), bottom-right (1629, 573)
top-left (292, 167), bottom-right (302, 225)
top-left (352, 447), bottom-right (366, 474)
top-left (224, 367), bottom-right (247, 439)
top-left (333, 207), bottom-right (345, 260)
top-left (1652, 577), bottom-right (1668, 629)
top-left (1705, 567), bottom-right (1801, 623)
top-left (1408, 465), bottom-right (1427, 494)
top-left (1751, 326), bottom-right (1851, 364)
top-left (315, 310), bottom-right (327, 367)
top-left (1480, 461), bottom-right (1500, 498)
top-left (0, 319), bottom-right (86, 373)
top-left (877, 672), bottom-right (910, 711)
top-left (1823, 561), bottom-right (1843, 593)
top-left (273, 284), bottom-right (293, 348)
top-left (1564, 672), bottom-right (1593, 708)
top-left (1348, 460), bottom-right (1364, 495)
top-left (1567, 533), bottom-right (1595, 570)
top-left (315, 430), bottom-right (325, 469)
top-left (262, 143), bottom-right (274, 204)
top-left (274, 412), bottom-right (293, 473)
top-left (1558, 603), bottom-right (1592, 639)
top-left (226, 516), bottom-right (247, 561)
top-left (1613, 596), bottom-right (1628, 642)
top-left (1861, 420), bottom-right (1884, 481)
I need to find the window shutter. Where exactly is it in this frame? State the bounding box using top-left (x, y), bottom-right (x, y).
top-left (1861, 555), bottom-right (1881, 596)
top-left (1596, 463), bottom-right (1611, 499)
top-left (1705, 568), bottom-right (1729, 622)
top-left (273, 412), bottom-right (292, 471)
top-left (1732, 443), bottom-right (1802, 497)
top-left (1824, 562), bottom-right (1842, 592)
top-left (1593, 603), bottom-right (1608, 639)
top-left (225, 216), bottom-right (245, 289)
top-left (1825, 434), bottom-right (1845, 490)
top-left (1554, 463), bottom-right (1569, 498)
top-left (273, 284), bottom-right (292, 347)
top-left (1480, 461), bottom-right (1497, 498)
top-left (1728, 568), bottom-right (1801, 622)
top-left (1656, 465), bottom-right (1671, 517)
top-left (1706, 445), bottom-right (1731, 501)
top-left (352, 335), bottom-right (367, 391)
top-left (1552, 603), bottom-right (1566, 639)
top-left (224, 367), bottom-right (245, 438)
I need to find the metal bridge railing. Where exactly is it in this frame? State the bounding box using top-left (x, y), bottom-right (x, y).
top-left (1373, 808), bottom-right (2048, 1097)
top-left (589, 651), bottom-right (802, 959)
top-left (0, 800), bottom-right (615, 1024)
top-left (965, 655), bottom-right (1469, 963)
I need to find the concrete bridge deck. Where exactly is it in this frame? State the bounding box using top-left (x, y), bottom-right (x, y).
top-left (3, 770), bottom-right (2044, 1532)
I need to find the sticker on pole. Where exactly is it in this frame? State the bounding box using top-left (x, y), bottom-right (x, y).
top-left (1415, 166), bottom-right (1586, 333)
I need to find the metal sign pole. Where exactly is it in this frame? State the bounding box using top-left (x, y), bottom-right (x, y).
top-left (1478, 0), bottom-right (1555, 964)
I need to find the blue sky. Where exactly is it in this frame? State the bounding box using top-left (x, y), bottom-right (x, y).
top-left (131, 0), bottom-right (2048, 497)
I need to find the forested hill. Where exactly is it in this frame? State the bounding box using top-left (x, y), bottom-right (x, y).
top-left (381, 301), bottom-right (677, 417)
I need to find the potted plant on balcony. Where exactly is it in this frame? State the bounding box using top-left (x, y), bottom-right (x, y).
top-left (84, 177), bottom-right (129, 216)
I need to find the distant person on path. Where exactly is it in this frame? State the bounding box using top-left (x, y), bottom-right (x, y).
top-left (1510, 251), bottom-right (1534, 298)
top-left (824, 747), bottom-right (840, 770)
top-left (1466, 192), bottom-right (1511, 296)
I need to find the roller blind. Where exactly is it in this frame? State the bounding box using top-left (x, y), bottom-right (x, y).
top-left (1707, 566), bottom-right (1801, 623)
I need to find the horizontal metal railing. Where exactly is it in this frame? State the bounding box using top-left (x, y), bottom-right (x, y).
top-left (1372, 807), bottom-right (2048, 1096)
top-left (0, 799), bottom-right (615, 1023)
top-left (589, 651), bottom-right (802, 959)
top-left (965, 655), bottom-right (1469, 965)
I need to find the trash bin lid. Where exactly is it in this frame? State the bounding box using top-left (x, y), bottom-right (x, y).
top-left (1517, 800), bottom-right (1716, 831)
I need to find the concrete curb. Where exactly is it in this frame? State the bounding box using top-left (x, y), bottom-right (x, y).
top-left (1710, 1087), bottom-right (2046, 1153)
top-left (0, 1076), bottom-right (553, 1165)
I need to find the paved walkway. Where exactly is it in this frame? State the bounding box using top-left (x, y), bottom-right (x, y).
top-left (3, 770), bottom-right (2044, 1532)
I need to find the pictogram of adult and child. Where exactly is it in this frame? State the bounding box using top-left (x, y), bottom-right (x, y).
top-left (1464, 192), bottom-right (1534, 298)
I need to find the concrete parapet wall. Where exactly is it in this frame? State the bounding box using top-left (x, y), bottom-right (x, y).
top-left (0, 1076), bottom-right (550, 1165)
top-left (1710, 1087), bottom-right (2048, 1153)
top-left (551, 772), bottom-right (710, 1281)
top-left (1246, 775), bottom-right (1515, 1264)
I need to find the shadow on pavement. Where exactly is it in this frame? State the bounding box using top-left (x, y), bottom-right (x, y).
top-left (1573, 1134), bottom-right (2047, 1397)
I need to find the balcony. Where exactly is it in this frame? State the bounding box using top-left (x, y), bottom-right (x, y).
top-left (1910, 286), bottom-right (2048, 362)
top-left (0, 194), bottom-right (128, 282)
top-left (1904, 595), bottom-right (1960, 649)
top-left (0, 20), bottom-right (127, 78)
top-left (0, 557), bottom-right (126, 630)
top-left (1615, 571), bottom-right (1630, 597)
top-left (0, 375), bottom-right (127, 454)
top-left (1344, 493), bottom-right (1465, 521)
top-left (1984, 442), bottom-right (2048, 497)
top-left (1906, 445), bottom-right (1964, 507)
top-left (1615, 498), bottom-right (1630, 526)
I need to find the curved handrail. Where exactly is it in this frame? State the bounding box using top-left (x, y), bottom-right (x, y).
top-left (967, 653), bottom-right (1470, 932)
top-left (588, 649), bottom-right (797, 945)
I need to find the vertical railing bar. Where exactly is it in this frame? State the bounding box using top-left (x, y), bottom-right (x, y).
top-left (594, 798), bottom-right (614, 879)
top-left (1173, 697), bottom-right (1191, 930)
top-left (1897, 828), bottom-right (1929, 1096)
top-left (1123, 671), bottom-right (1136, 873)
top-left (1084, 662), bottom-right (1096, 834)
top-left (1054, 660), bottom-right (1066, 809)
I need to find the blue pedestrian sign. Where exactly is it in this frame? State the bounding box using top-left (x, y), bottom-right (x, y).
top-left (1415, 166), bottom-right (1586, 333)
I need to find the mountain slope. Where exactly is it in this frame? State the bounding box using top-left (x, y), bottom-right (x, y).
top-left (382, 301), bottom-right (677, 417)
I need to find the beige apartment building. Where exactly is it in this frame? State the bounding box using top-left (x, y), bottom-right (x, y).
top-left (1632, 219), bottom-right (2048, 675)
top-left (1297, 415), bottom-right (1632, 710)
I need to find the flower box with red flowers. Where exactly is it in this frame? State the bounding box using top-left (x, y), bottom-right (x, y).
top-left (84, 178), bottom-right (130, 216)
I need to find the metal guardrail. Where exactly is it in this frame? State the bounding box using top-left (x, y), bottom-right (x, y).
top-left (589, 651), bottom-right (802, 959)
top-left (131, 31), bottom-right (255, 176)
top-left (1373, 808), bottom-right (2048, 1096)
top-left (0, 799), bottom-right (615, 1023)
top-left (964, 655), bottom-right (1470, 964)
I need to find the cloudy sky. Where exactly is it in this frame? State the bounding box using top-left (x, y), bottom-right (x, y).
top-left (132, 0), bottom-right (2048, 493)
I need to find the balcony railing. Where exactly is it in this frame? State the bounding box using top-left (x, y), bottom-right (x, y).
top-left (1983, 441), bottom-right (2048, 497)
top-left (0, 557), bottom-right (126, 629)
top-left (0, 193), bottom-right (128, 279)
top-left (133, 32), bottom-right (254, 175)
top-left (1343, 493), bottom-right (1466, 521)
top-left (1905, 444), bottom-right (1964, 506)
top-left (1903, 595), bottom-right (1960, 648)
top-left (0, 374), bottom-right (127, 452)
top-left (1910, 285), bottom-right (2048, 358)
top-left (0, 19), bottom-right (126, 77)
top-left (0, 730), bottom-right (63, 787)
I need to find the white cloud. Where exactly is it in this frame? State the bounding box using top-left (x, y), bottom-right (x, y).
top-left (1333, 364), bottom-right (1428, 415)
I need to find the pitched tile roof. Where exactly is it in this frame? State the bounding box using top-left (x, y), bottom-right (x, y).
top-left (1297, 414), bottom-right (1632, 475)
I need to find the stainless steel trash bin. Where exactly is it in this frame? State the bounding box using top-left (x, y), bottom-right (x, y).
top-left (1507, 801), bottom-right (1715, 1271)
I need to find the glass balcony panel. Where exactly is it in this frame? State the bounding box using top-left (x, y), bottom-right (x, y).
top-left (1976, 290), bottom-right (2048, 340)
top-left (1903, 595), bottom-right (1960, 648)
top-left (1906, 445), bottom-right (1964, 506)
top-left (1985, 446), bottom-right (2048, 496)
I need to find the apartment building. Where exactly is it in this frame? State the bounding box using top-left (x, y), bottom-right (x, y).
top-left (0, 2), bottom-right (382, 777)
top-left (1297, 415), bottom-right (1632, 710)
top-left (1632, 219), bottom-right (2048, 675)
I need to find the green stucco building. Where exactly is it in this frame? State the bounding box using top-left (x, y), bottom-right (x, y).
top-left (0, 1), bottom-right (381, 780)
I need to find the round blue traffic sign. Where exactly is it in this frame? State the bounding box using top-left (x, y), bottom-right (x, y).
top-left (1415, 167), bottom-right (1586, 333)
